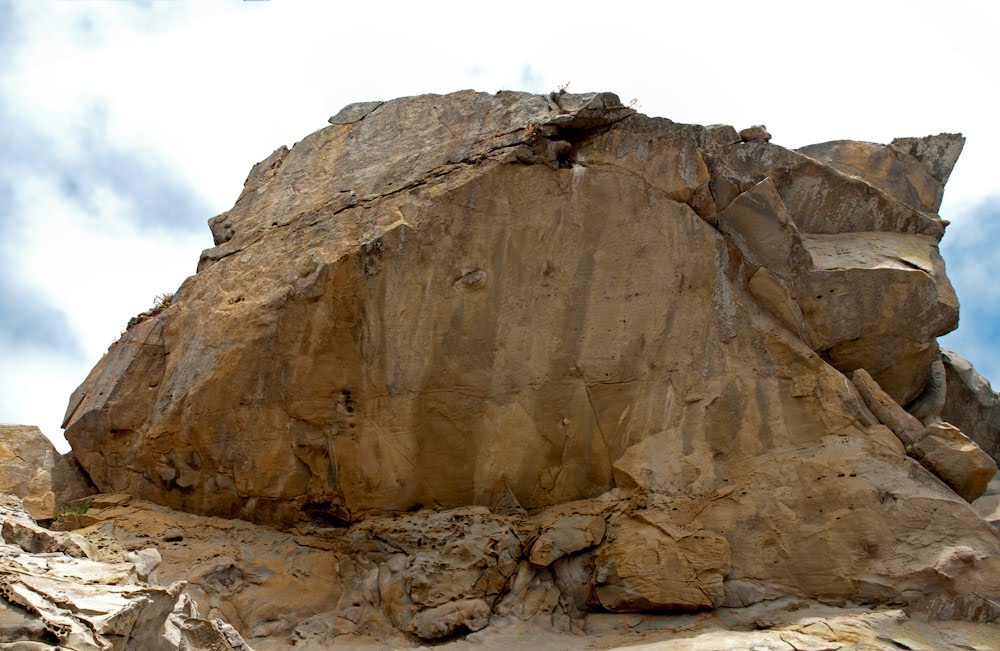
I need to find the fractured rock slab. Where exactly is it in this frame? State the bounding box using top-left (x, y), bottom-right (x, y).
top-left (0, 494), bottom-right (252, 651)
top-left (914, 422), bottom-right (997, 502)
top-left (588, 516), bottom-right (730, 612)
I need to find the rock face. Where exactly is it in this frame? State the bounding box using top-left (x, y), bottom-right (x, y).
top-left (0, 424), bottom-right (93, 520)
top-left (58, 90), bottom-right (1000, 641)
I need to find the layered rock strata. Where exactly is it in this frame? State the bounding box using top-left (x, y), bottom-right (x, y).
top-left (57, 90), bottom-right (1000, 642)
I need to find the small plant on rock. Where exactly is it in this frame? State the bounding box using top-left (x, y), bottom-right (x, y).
top-left (126, 292), bottom-right (175, 331)
top-left (55, 500), bottom-right (92, 518)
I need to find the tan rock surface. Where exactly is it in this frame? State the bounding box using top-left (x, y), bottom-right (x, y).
top-left (799, 232), bottom-right (957, 403)
top-left (63, 91), bottom-right (964, 521)
top-left (588, 515), bottom-right (730, 612)
top-left (56, 491), bottom-right (1000, 647)
top-left (914, 422), bottom-right (997, 502)
top-left (853, 369), bottom-right (996, 502)
top-left (852, 368), bottom-right (926, 446)
top-left (0, 424), bottom-right (93, 521)
top-left (798, 138), bottom-right (952, 213)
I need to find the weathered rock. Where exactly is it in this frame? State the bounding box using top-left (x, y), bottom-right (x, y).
top-left (853, 370), bottom-right (996, 501)
top-left (798, 138), bottom-right (950, 213)
top-left (940, 349), bottom-right (1000, 462)
top-left (588, 515), bottom-right (730, 612)
top-left (800, 232), bottom-right (957, 404)
top-left (707, 139), bottom-right (956, 404)
top-left (716, 177), bottom-right (810, 276)
top-left (57, 90), bottom-right (1000, 643)
top-left (0, 495), bottom-right (252, 651)
top-left (890, 133), bottom-right (966, 185)
top-left (708, 136), bottom-right (945, 235)
top-left (405, 598), bottom-right (491, 639)
top-left (906, 355), bottom-right (947, 424)
top-left (747, 267), bottom-right (812, 344)
top-left (64, 90), bottom-right (963, 522)
top-left (529, 513), bottom-right (605, 567)
top-left (739, 125), bottom-right (771, 142)
top-left (69, 496), bottom-right (342, 645)
top-left (913, 422), bottom-right (997, 502)
top-left (852, 369), bottom-right (925, 446)
top-left (41, 487), bottom-right (1000, 647)
top-left (0, 425), bottom-right (93, 520)
top-left (973, 493), bottom-right (1000, 530)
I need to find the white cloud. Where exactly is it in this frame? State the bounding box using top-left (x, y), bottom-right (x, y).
top-left (10, 173), bottom-right (207, 357)
top-left (0, 349), bottom-right (85, 449)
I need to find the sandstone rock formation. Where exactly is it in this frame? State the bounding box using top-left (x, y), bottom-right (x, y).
top-left (49, 90), bottom-right (1000, 645)
top-left (0, 424), bottom-right (93, 521)
top-left (0, 494), bottom-right (251, 650)
top-left (974, 477), bottom-right (1000, 530)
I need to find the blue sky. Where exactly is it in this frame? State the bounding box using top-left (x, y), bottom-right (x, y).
top-left (0, 0), bottom-right (997, 449)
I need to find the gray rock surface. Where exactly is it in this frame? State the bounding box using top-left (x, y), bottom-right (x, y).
top-left (941, 349), bottom-right (1000, 462)
top-left (890, 133), bottom-right (966, 185)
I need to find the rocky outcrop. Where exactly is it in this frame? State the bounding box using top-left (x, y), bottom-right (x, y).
top-left (25, 491), bottom-right (997, 648)
top-left (852, 369), bottom-right (996, 501)
top-left (0, 494), bottom-right (251, 650)
top-left (940, 349), bottom-right (1000, 462)
top-left (0, 424), bottom-right (93, 521)
top-left (55, 90), bottom-right (1000, 643)
top-left (914, 421), bottom-right (997, 502)
top-left (798, 134), bottom-right (964, 214)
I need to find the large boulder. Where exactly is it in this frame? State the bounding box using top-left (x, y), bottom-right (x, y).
top-left (0, 424), bottom-right (93, 520)
top-left (60, 91), bottom-right (1000, 629)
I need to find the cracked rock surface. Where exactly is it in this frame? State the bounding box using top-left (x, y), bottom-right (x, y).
top-left (0, 494), bottom-right (251, 650)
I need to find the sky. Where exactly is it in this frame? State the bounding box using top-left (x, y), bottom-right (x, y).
top-left (0, 0), bottom-right (997, 451)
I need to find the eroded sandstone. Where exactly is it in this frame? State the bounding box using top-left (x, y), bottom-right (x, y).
top-left (0, 495), bottom-right (251, 650)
